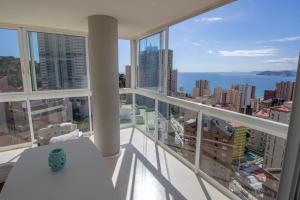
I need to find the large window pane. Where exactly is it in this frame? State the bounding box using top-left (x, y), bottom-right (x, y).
top-left (120, 94), bottom-right (133, 126)
top-left (199, 114), bottom-right (285, 199)
top-left (158, 102), bottom-right (197, 164)
top-left (0, 101), bottom-right (31, 146)
top-left (0, 28), bottom-right (23, 93)
top-left (118, 40), bottom-right (131, 88)
top-left (168, 0), bottom-right (298, 122)
top-left (138, 33), bottom-right (164, 93)
top-left (30, 97), bottom-right (90, 145)
top-left (27, 32), bottom-right (88, 91)
top-left (135, 95), bottom-right (155, 137)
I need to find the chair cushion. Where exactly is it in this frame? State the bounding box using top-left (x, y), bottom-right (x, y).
top-left (49, 129), bottom-right (81, 144)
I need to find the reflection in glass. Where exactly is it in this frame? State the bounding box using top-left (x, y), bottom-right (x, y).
top-left (120, 94), bottom-right (133, 125)
top-left (0, 101), bottom-right (31, 146)
top-left (158, 102), bottom-right (197, 164)
top-left (135, 95), bottom-right (155, 137)
top-left (138, 33), bottom-right (164, 92)
top-left (199, 115), bottom-right (283, 200)
top-left (27, 32), bottom-right (88, 91)
top-left (0, 29), bottom-right (23, 93)
top-left (30, 97), bottom-right (90, 145)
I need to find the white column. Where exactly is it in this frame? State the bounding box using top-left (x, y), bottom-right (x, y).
top-left (88, 15), bottom-right (120, 156)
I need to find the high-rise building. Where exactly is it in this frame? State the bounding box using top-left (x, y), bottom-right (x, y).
top-left (213, 87), bottom-right (223, 104)
top-left (223, 89), bottom-right (242, 112)
top-left (263, 101), bottom-right (292, 169)
top-left (138, 46), bottom-right (161, 90)
top-left (182, 118), bottom-right (197, 162)
top-left (165, 49), bottom-right (176, 96)
top-left (125, 65), bottom-right (131, 88)
top-left (275, 81), bottom-right (296, 101)
top-left (231, 84), bottom-right (255, 108)
top-left (247, 130), bottom-right (266, 154)
top-left (178, 87), bottom-right (185, 97)
top-left (170, 69), bottom-right (178, 95)
top-left (37, 33), bottom-right (87, 90)
top-left (200, 117), bottom-right (248, 187)
top-left (192, 80), bottom-right (210, 98)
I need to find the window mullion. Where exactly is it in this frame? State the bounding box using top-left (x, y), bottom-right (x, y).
top-left (19, 28), bottom-right (33, 94)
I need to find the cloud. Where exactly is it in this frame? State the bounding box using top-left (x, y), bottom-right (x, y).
top-left (265, 57), bottom-right (298, 65)
top-left (195, 17), bottom-right (223, 22)
top-left (192, 42), bottom-right (201, 46)
top-left (207, 50), bottom-right (214, 54)
top-left (257, 36), bottom-right (300, 43)
top-left (219, 48), bottom-right (277, 57)
top-left (270, 36), bottom-right (300, 42)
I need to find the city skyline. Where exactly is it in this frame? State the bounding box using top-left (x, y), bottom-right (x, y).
top-left (118, 0), bottom-right (300, 73)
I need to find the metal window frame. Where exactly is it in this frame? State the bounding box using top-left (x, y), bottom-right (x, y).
top-left (0, 24), bottom-right (92, 150)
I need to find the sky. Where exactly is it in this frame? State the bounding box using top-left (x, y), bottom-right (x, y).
top-left (168, 0), bottom-right (300, 72)
top-left (1, 0), bottom-right (299, 73)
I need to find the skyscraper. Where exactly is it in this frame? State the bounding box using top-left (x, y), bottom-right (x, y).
top-left (275, 81), bottom-right (296, 101)
top-left (138, 46), bottom-right (160, 90)
top-left (192, 80), bottom-right (210, 98)
top-left (231, 84), bottom-right (255, 108)
top-left (125, 65), bottom-right (131, 88)
top-left (37, 33), bottom-right (87, 90)
top-left (213, 87), bottom-right (223, 104)
top-left (169, 69), bottom-right (178, 95)
top-left (163, 49), bottom-right (177, 96)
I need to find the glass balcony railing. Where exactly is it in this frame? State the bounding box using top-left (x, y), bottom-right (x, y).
top-left (119, 88), bottom-right (289, 200)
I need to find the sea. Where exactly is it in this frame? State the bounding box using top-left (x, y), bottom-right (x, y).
top-left (178, 72), bottom-right (296, 97)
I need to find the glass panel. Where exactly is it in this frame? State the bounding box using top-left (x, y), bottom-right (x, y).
top-left (199, 114), bottom-right (284, 199)
top-left (158, 102), bottom-right (197, 164)
top-left (30, 96), bottom-right (90, 145)
top-left (120, 94), bottom-right (133, 126)
top-left (27, 32), bottom-right (88, 91)
top-left (135, 94), bottom-right (155, 137)
top-left (0, 28), bottom-right (23, 93)
top-left (118, 39), bottom-right (131, 88)
top-left (138, 33), bottom-right (164, 93)
top-left (0, 101), bottom-right (31, 146)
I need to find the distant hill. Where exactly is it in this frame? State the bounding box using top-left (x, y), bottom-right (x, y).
top-left (256, 70), bottom-right (296, 76)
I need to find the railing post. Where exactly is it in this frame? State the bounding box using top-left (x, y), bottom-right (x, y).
top-left (88, 95), bottom-right (93, 134)
top-left (195, 111), bottom-right (203, 170)
top-left (132, 93), bottom-right (136, 126)
top-left (26, 99), bottom-right (35, 146)
top-left (154, 98), bottom-right (159, 140)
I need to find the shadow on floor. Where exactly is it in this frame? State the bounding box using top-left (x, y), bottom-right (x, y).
top-left (104, 128), bottom-right (217, 200)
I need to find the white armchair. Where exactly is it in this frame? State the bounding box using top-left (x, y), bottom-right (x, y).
top-left (37, 123), bottom-right (78, 145)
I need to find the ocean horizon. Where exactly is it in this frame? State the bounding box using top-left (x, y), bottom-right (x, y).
top-left (178, 72), bottom-right (296, 97)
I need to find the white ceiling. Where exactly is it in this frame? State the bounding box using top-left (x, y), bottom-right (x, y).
top-left (0, 0), bottom-right (232, 39)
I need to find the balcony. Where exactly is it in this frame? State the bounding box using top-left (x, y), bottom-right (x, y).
top-left (0, 0), bottom-right (299, 199)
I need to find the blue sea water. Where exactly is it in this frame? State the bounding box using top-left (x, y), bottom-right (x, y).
top-left (178, 72), bottom-right (296, 97)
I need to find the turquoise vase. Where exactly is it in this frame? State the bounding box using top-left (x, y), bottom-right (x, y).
top-left (48, 148), bottom-right (66, 172)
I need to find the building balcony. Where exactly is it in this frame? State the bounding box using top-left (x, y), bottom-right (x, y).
top-left (0, 0), bottom-right (299, 199)
top-left (0, 88), bottom-right (291, 200)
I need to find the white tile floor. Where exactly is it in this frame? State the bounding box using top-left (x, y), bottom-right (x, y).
top-left (0, 128), bottom-right (230, 199)
top-left (101, 127), bottom-right (230, 200)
